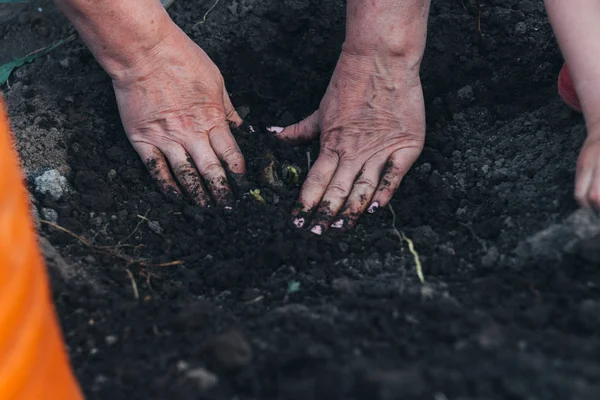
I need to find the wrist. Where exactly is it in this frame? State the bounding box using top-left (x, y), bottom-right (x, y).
top-left (343, 0), bottom-right (430, 70)
top-left (54, 0), bottom-right (175, 80)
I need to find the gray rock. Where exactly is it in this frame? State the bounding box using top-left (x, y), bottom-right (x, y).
top-left (515, 21), bottom-right (527, 34)
top-left (457, 85), bottom-right (474, 102)
top-left (482, 246), bottom-right (499, 268)
top-left (34, 169), bottom-right (68, 200)
top-left (186, 367), bottom-right (219, 391)
top-left (41, 207), bottom-right (58, 223)
top-left (148, 220), bottom-right (163, 234)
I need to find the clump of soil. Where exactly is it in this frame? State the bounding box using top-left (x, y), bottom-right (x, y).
top-left (2, 0), bottom-right (600, 399)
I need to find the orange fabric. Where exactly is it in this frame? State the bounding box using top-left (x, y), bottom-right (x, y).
top-left (0, 97), bottom-right (84, 400)
top-left (558, 63), bottom-right (582, 113)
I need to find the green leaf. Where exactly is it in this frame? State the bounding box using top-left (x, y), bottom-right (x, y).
top-left (0, 36), bottom-right (72, 85)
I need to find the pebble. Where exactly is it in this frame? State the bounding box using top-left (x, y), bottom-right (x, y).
top-left (457, 85), bottom-right (474, 102)
top-left (208, 330), bottom-right (252, 370)
top-left (186, 367), bottom-right (219, 391)
top-left (41, 207), bottom-right (58, 223)
top-left (515, 21), bottom-right (527, 35)
top-left (148, 220), bottom-right (163, 234)
top-left (481, 246), bottom-right (499, 268)
top-left (107, 169), bottom-right (117, 181)
top-left (59, 58), bottom-right (70, 69)
top-left (105, 335), bottom-right (118, 346)
top-left (34, 169), bottom-right (68, 200)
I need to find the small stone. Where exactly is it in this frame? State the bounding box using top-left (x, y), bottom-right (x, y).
top-left (481, 164), bottom-right (490, 174)
top-left (41, 208), bottom-right (58, 223)
top-left (34, 169), bottom-right (69, 200)
top-left (177, 360), bottom-right (189, 371)
top-left (148, 220), bottom-right (163, 234)
top-left (105, 335), bottom-right (118, 346)
top-left (515, 21), bottom-right (527, 34)
top-left (186, 367), bottom-right (219, 391)
top-left (107, 169), bottom-right (117, 181)
top-left (418, 162), bottom-right (432, 174)
top-left (59, 58), bottom-right (70, 68)
top-left (481, 246), bottom-right (499, 268)
top-left (207, 330), bottom-right (252, 370)
top-left (457, 85), bottom-right (474, 102)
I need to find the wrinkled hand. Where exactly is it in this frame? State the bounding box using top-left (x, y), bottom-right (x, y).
top-left (575, 122), bottom-right (600, 212)
top-left (113, 27), bottom-right (246, 207)
top-left (272, 52), bottom-right (425, 234)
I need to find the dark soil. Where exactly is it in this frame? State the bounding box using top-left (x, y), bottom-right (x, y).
top-left (3, 0), bottom-right (600, 399)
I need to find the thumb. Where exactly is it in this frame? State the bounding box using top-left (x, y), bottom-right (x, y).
top-left (267, 110), bottom-right (320, 145)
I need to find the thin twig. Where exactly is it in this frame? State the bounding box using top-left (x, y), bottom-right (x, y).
top-left (388, 205), bottom-right (425, 284)
top-left (126, 269), bottom-right (139, 300)
top-left (194, 0), bottom-right (221, 27)
top-left (307, 151), bottom-right (312, 171)
top-left (40, 220), bottom-right (183, 268)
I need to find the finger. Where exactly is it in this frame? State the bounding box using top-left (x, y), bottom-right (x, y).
top-left (222, 84), bottom-right (244, 127)
top-left (584, 160), bottom-right (600, 213)
top-left (207, 124), bottom-right (246, 175)
top-left (187, 134), bottom-right (234, 207)
top-left (575, 150), bottom-right (594, 209)
top-left (332, 159), bottom-right (385, 231)
top-left (370, 148), bottom-right (421, 211)
top-left (132, 142), bottom-right (182, 199)
top-left (308, 160), bottom-right (362, 235)
top-left (291, 149), bottom-right (339, 229)
top-left (268, 110), bottom-right (320, 145)
top-left (162, 147), bottom-right (211, 206)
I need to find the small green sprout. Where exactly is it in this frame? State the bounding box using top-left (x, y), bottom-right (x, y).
top-left (249, 189), bottom-right (265, 204)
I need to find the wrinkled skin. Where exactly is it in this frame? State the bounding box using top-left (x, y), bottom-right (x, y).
top-left (113, 26), bottom-right (246, 207)
top-left (273, 52), bottom-right (425, 234)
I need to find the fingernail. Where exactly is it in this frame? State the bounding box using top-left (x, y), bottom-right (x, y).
top-left (331, 219), bottom-right (344, 229)
top-left (368, 202), bottom-right (379, 214)
top-left (267, 126), bottom-right (284, 134)
top-left (224, 206), bottom-right (233, 211)
top-left (310, 225), bottom-right (323, 236)
top-left (293, 217), bottom-right (305, 228)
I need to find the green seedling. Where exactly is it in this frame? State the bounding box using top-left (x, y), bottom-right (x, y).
top-left (249, 189), bottom-right (265, 204)
top-left (283, 165), bottom-right (299, 185)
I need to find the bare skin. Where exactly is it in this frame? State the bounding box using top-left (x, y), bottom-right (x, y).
top-left (545, 0), bottom-right (600, 213)
top-left (272, 0), bottom-right (431, 234)
top-left (53, 0), bottom-right (245, 207)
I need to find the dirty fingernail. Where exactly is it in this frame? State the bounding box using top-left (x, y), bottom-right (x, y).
top-left (293, 217), bottom-right (305, 228)
top-left (368, 202), bottom-right (379, 214)
top-left (331, 219), bottom-right (344, 229)
top-left (310, 225), bottom-right (323, 236)
top-left (267, 126), bottom-right (284, 134)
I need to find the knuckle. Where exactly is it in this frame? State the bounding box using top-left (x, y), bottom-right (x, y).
top-left (201, 160), bottom-right (224, 177)
top-left (305, 172), bottom-right (328, 188)
top-left (354, 176), bottom-right (378, 190)
top-left (326, 181), bottom-right (350, 197)
top-left (221, 146), bottom-right (244, 164)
